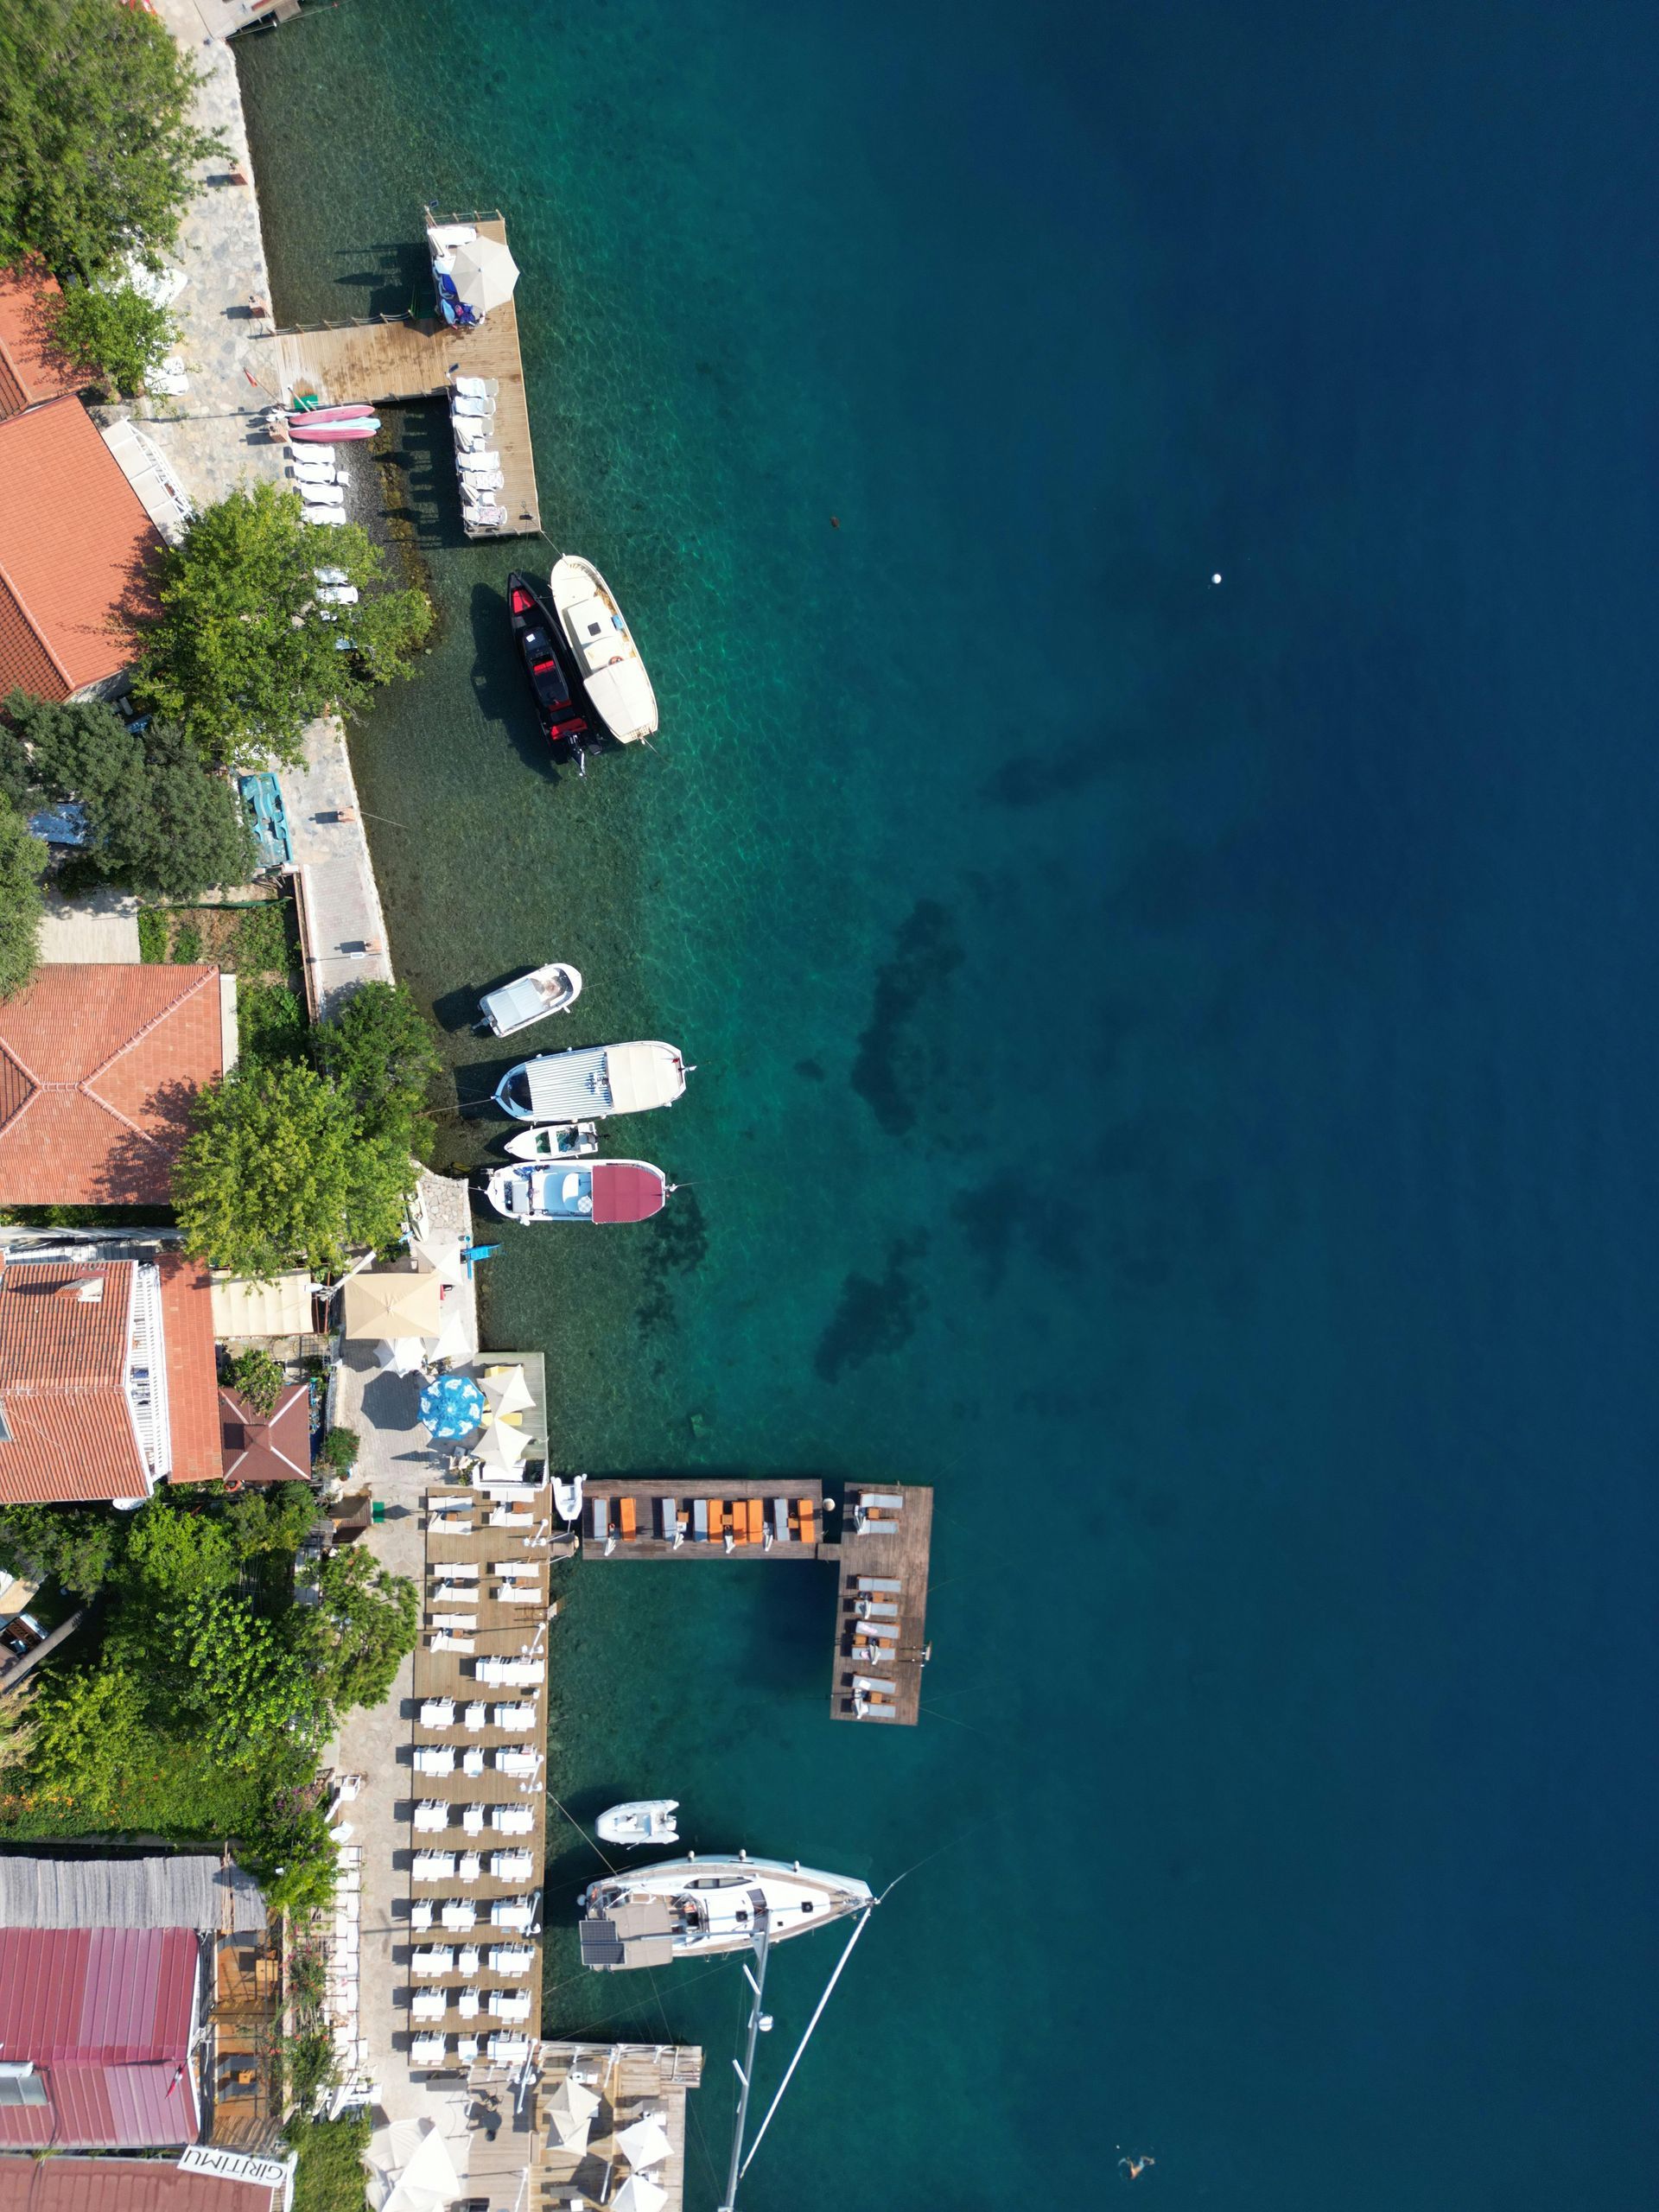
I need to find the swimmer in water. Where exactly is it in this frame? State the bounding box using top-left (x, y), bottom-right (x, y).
top-left (1116, 2151), bottom-right (1155, 2180)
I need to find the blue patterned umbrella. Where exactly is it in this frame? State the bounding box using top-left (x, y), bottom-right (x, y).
top-left (420, 1374), bottom-right (486, 1440)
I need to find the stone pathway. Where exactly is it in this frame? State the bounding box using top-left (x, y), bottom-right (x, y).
top-left (129, 0), bottom-right (286, 508)
top-left (282, 715), bottom-right (394, 1020)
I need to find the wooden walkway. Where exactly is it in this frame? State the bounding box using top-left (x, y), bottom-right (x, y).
top-left (579, 1476), bottom-right (827, 1560)
top-left (528, 2042), bottom-right (703, 2212)
top-left (828, 1484), bottom-right (934, 1726)
top-left (251, 212), bottom-right (540, 539)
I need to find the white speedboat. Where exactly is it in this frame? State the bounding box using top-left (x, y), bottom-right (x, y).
top-left (597, 1799), bottom-right (681, 1847)
top-left (552, 1473), bottom-right (585, 1525)
top-left (578, 1853), bottom-right (873, 1969)
top-left (493, 1039), bottom-right (686, 1122)
top-left (478, 962), bottom-right (582, 1037)
top-left (503, 1120), bottom-right (599, 1161)
top-left (550, 556), bottom-right (658, 745)
top-left (481, 1160), bottom-right (669, 1224)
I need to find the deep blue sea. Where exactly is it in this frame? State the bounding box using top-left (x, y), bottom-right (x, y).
top-left (239, 2), bottom-right (1659, 2202)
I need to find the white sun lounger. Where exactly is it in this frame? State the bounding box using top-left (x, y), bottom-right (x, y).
top-left (302, 507), bottom-right (347, 527)
top-left (458, 468), bottom-right (504, 493)
top-left (456, 448), bottom-right (501, 472)
top-left (452, 374), bottom-right (499, 398)
top-left (451, 393), bottom-right (493, 417)
top-left (461, 504), bottom-right (508, 529)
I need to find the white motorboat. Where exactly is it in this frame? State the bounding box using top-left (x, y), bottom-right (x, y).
top-left (596, 1800), bottom-right (680, 1847)
top-left (480, 1160), bottom-right (669, 1225)
top-left (550, 555), bottom-right (658, 745)
top-left (578, 1853), bottom-right (873, 1969)
top-left (552, 1473), bottom-right (585, 1525)
top-left (503, 1120), bottom-right (599, 1162)
top-left (493, 1039), bottom-right (686, 1122)
top-left (478, 962), bottom-right (582, 1037)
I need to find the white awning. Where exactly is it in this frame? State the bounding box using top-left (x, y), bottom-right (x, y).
top-left (211, 1270), bottom-right (312, 1338)
top-left (612, 2177), bottom-right (667, 2212)
top-left (605, 1041), bottom-right (684, 1115)
top-left (582, 658), bottom-right (658, 743)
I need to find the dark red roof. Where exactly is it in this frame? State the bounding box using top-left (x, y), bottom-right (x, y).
top-left (0, 1929), bottom-right (200, 2149)
top-left (0, 965), bottom-right (224, 1204)
top-left (0, 2160), bottom-right (281, 2212)
top-left (589, 1160), bottom-right (668, 1224)
top-left (219, 1376), bottom-right (311, 1484)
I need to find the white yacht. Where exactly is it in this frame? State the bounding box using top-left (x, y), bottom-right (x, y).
top-left (481, 1159), bottom-right (669, 1225)
top-left (596, 1799), bottom-right (681, 1847)
top-left (578, 1853), bottom-right (872, 1969)
top-left (493, 1039), bottom-right (686, 1122)
top-left (478, 962), bottom-right (582, 1037)
top-left (550, 556), bottom-right (659, 745)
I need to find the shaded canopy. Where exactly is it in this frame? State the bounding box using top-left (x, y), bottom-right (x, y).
top-left (341, 1270), bottom-right (444, 1339)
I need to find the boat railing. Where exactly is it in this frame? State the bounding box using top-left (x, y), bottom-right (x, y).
top-left (423, 204), bottom-right (506, 229)
top-left (263, 312), bottom-right (423, 339)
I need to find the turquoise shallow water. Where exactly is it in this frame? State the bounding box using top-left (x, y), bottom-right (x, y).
top-left (239, 3), bottom-right (1659, 2203)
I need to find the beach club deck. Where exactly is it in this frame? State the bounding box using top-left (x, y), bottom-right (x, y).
top-left (828, 1484), bottom-right (934, 1726)
top-left (251, 209), bottom-right (540, 539)
top-left (577, 1476), bottom-right (828, 1559)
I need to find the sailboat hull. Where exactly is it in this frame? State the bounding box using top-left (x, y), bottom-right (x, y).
top-left (578, 1853), bottom-right (872, 1968)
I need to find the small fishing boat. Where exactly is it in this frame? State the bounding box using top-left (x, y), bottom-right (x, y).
top-left (597, 1800), bottom-right (680, 1847)
top-left (503, 1120), bottom-right (599, 1161)
top-left (286, 401), bottom-right (377, 424)
top-left (550, 556), bottom-right (659, 746)
top-left (552, 1472), bottom-right (585, 1524)
top-left (478, 962), bottom-right (583, 1037)
top-left (493, 1039), bottom-right (687, 1122)
top-left (578, 1853), bottom-right (873, 1968)
top-left (480, 1160), bottom-right (669, 1225)
top-left (506, 574), bottom-right (589, 747)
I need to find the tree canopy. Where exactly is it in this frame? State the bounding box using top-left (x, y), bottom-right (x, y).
top-left (173, 1060), bottom-right (416, 1279)
top-left (43, 281), bottom-right (175, 398)
top-left (302, 1548), bottom-right (419, 1713)
top-left (0, 1503), bottom-right (120, 1601)
top-left (315, 981), bottom-right (443, 1149)
top-left (135, 484), bottom-right (433, 769)
top-left (0, 798), bottom-right (45, 1001)
top-left (0, 0), bottom-right (224, 283)
top-left (1, 694), bottom-right (256, 899)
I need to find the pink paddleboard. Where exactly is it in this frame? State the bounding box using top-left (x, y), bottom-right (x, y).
top-left (291, 419), bottom-right (378, 442)
top-left (286, 402), bottom-right (376, 424)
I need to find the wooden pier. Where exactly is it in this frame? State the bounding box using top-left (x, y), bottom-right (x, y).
top-left (250, 210), bottom-right (540, 539)
top-left (527, 2042), bottom-right (703, 2212)
top-left (579, 1476), bottom-right (827, 1560)
top-left (828, 1484), bottom-right (934, 1726)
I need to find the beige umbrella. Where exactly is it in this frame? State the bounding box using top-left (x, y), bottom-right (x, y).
top-left (613, 2114), bottom-right (672, 2170)
top-left (612, 2177), bottom-right (666, 2212)
top-left (472, 1417), bottom-right (528, 1471)
top-left (449, 236), bottom-right (519, 315)
top-left (545, 2076), bottom-right (599, 2153)
top-left (482, 1363), bottom-right (535, 1415)
top-left (342, 1271), bottom-right (444, 1340)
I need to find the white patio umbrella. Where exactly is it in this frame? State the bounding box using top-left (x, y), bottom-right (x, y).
top-left (545, 2076), bottom-right (600, 2152)
top-left (613, 2114), bottom-right (672, 2170)
top-left (375, 1337), bottom-right (428, 1377)
top-left (612, 2177), bottom-right (666, 2212)
top-left (472, 1417), bottom-right (528, 1471)
top-left (482, 1363), bottom-right (535, 1415)
top-left (449, 236), bottom-right (519, 315)
top-left (363, 2120), bottom-right (461, 2212)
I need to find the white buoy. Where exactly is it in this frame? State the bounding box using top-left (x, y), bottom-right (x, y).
top-left (1211, 572), bottom-right (1223, 585)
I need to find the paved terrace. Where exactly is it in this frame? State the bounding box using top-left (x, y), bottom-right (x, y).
top-left (282, 714), bottom-right (393, 1020)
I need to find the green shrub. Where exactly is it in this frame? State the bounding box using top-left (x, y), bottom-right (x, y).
top-left (171, 919), bottom-right (202, 963)
top-left (235, 899), bottom-right (293, 977)
top-left (137, 907), bottom-right (168, 962)
top-left (227, 1345), bottom-right (285, 1414)
top-left (238, 980), bottom-right (308, 1070)
top-left (45, 283), bottom-right (174, 399)
top-left (318, 1427), bottom-right (359, 1473)
top-left (288, 2028), bottom-right (339, 2113)
top-left (288, 1942), bottom-right (326, 2012)
top-left (286, 2113), bottom-right (372, 2212)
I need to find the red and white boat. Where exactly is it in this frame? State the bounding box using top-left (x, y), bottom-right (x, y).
top-left (286, 402), bottom-right (377, 424)
top-left (480, 1159), bottom-right (669, 1225)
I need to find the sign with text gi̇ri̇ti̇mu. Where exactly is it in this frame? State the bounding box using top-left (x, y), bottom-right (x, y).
top-left (178, 2146), bottom-right (293, 2192)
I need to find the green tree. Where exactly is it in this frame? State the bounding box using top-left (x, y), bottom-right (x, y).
top-left (2, 695), bottom-right (255, 899)
top-left (301, 1548), bottom-right (419, 1713)
top-left (121, 1495), bottom-right (238, 1605)
top-left (166, 1592), bottom-right (318, 1761)
top-left (243, 1795), bottom-right (338, 1915)
top-left (43, 282), bottom-right (174, 398)
top-left (174, 1062), bottom-right (415, 1279)
top-left (221, 1481), bottom-right (321, 1560)
top-left (317, 1427), bottom-right (359, 1474)
top-left (0, 3), bottom-right (223, 283)
top-left (0, 798), bottom-right (45, 1000)
top-left (0, 1503), bottom-right (121, 1600)
top-left (227, 1344), bottom-right (285, 1414)
top-left (25, 1663), bottom-right (148, 1821)
top-left (315, 981), bottom-right (442, 1147)
top-left (135, 484), bottom-right (433, 769)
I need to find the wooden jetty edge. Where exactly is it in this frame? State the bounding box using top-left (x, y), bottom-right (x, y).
top-left (580, 1475), bottom-right (827, 1559)
top-left (829, 1484), bottom-right (934, 1726)
top-left (250, 207), bottom-right (540, 540)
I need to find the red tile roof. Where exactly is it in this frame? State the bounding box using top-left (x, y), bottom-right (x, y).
top-left (0, 395), bottom-right (161, 699)
top-left (0, 260), bottom-right (80, 419)
top-left (0, 2161), bottom-right (281, 2212)
top-left (0, 1928), bottom-right (200, 2149)
top-left (0, 965), bottom-right (224, 1204)
top-left (162, 1252), bottom-right (226, 1487)
top-left (219, 1377), bottom-right (311, 1484)
top-left (0, 1260), bottom-right (144, 1503)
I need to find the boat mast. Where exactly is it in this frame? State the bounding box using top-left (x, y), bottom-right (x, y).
top-left (738, 1904), bottom-right (873, 2183)
top-left (716, 1911), bottom-right (772, 2212)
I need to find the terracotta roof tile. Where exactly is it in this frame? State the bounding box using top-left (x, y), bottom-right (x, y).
top-left (0, 1261), bottom-right (145, 1503)
top-left (0, 395), bottom-right (161, 696)
top-left (159, 1254), bottom-right (223, 1487)
top-left (0, 2160), bottom-right (281, 2212)
top-left (0, 966), bottom-right (223, 1204)
top-left (0, 568), bottom-right (69, 699)
top-left (219, 1378), bottom-right (311, 1484)
top-left (0, 259), bottom-right (79, 417)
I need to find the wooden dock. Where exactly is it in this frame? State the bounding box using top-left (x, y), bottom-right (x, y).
top-left (527, 2042), bottom-right (703, 2212)
top-left (579, 1476), bottom-right (827, 1560)
top-left (250, 210), bottom-right (540, 539)
top-left (828, 1484), bottom-right (934, 1726)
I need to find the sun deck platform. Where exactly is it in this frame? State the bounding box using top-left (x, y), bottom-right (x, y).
top-left (828, 1484), bottom-right (933, 1726)
top-left (577, 1476), bottom-right (828, 1559)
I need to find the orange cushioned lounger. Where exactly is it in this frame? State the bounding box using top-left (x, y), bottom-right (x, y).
top-left (620, 1497), bottom-right (638, 1539)
top-left (798, 1498), bottom-right (817, 1543)
top-left (709, 1501), bottom-right (727, 1538)
top-left (747, 1498), bottom-right (765, 1541)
